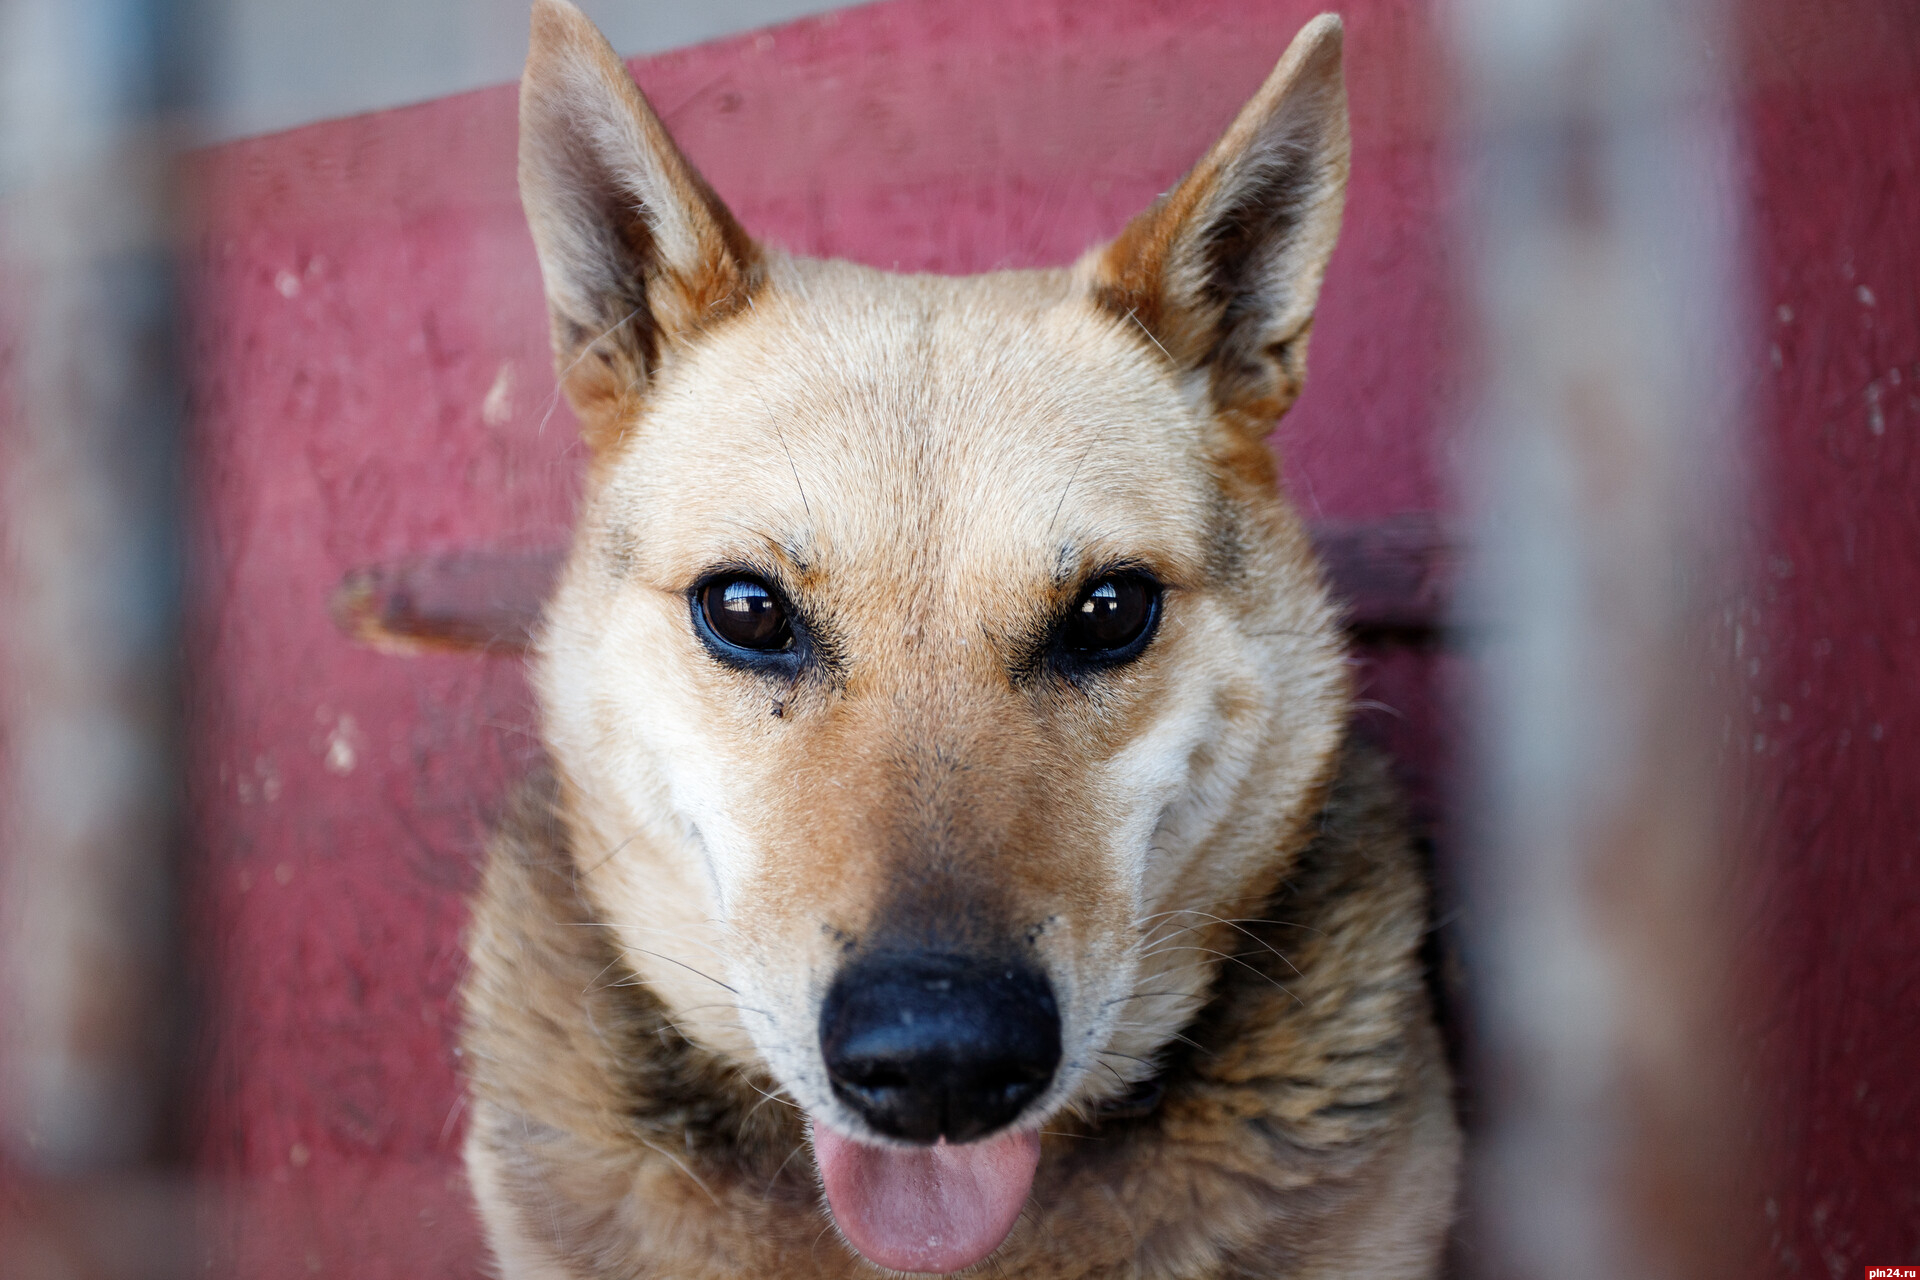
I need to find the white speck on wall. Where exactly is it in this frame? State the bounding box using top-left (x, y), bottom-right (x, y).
top-left (482, 361), bottom-right (515, 427)
top-left (324, 713), bottom-right (360, 775)
top-left (239, 753), bottom-right (283, 803)
top-left (275, 269), bottom-right (300, 298)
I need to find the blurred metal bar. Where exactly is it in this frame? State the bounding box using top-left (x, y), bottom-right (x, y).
top-left (1, 0), bottom-right (191, 1272)
top-left (1450, 0), bottom-right (1754, 1276)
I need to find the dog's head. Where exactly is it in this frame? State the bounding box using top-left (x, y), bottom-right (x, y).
top-left (519, 1), bottom-right (1350, 1269)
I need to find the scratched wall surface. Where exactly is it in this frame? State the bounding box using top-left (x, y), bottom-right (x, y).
top-left (169, 0), bottom-right (1919, 1277)
top-left (1740, 0), bottom-right (1920, 1268)
top-left (178, 1), bottom-right (1457, 1274)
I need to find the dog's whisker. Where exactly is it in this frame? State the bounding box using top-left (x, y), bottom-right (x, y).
top-left (578, 829), bottom-right (643, 877)
top-left (618, 946), bottom-right (740, 994)
top-left (1100, 989), bottom-right (1193, 1007)
top-left (763, 1139), bottom-right (811, 1200)
top-left (1134, 943), bottom-right (1305, 1007)
top-left (582, 920), bottom-right (737, 964)
top-left (1097, 1049), bottom-right (1156, 1068)
top-left (579, 950), bottom-right (630, 998)
top-left (636, 1133), bottom-right (723, 1210)
top-left (738, 1076), bottom-right (804, 1124)
top-left (673, 1001), bottom-right (773, 1021)
top-left (1133, 906), bottom-right (1324, 937)
top-left (1132, 908), bottom-right (1307, 977)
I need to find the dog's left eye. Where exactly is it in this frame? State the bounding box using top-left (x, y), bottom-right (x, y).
top-left (1061, 575), bottom-right (1159, 658)
top-left (699, 576), bottom-right (793, 652)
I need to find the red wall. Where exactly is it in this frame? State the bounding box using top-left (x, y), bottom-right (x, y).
top-left (173, 0), bottom-right (1916, 1274)
top-left (1741, 0), bottom-right (1920, 1265)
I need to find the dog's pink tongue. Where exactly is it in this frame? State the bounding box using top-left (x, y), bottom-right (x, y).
top-left (813, 1121), bottom-right (1039, 1275)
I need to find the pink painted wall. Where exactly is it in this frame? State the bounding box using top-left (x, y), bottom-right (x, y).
top-left (171, 0), bottom-right (1917, 1273)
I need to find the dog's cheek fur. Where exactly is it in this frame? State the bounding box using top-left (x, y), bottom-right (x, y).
top-left (1088, 501), bottom-right (1350, 1072)
top-left (534, 517), bottom-right (785, 1063)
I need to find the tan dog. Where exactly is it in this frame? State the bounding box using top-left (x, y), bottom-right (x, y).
top-left (461, 2), bottom-right (1459, 1275)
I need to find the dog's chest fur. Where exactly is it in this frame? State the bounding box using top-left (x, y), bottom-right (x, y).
top-left (461, 745), bottom-right (1457, 1279)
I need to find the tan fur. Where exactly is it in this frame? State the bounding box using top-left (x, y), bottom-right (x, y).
top-left (462, 3), bottom-right (1458, 1275)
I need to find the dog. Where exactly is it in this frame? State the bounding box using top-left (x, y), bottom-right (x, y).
top-left (460, 2), bottom-right (1460, 1275)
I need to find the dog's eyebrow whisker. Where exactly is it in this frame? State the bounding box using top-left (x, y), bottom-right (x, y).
top-left (1123, 304), bottom-right (1175, 364)
top-left (537, 304), bottom-right (645, 436)
top-left (1046, 435), bottom-right (1100, 541)
top-left (757, 392), bottom-right (812, 522)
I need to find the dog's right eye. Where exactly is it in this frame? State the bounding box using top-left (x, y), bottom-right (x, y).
top-left (699, 576), bottom-right (792, 652)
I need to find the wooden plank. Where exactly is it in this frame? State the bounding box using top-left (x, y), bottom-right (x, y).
top-left (329, 515), bottom-right (1459, 655)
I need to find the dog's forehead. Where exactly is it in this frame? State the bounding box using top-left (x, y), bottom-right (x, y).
top-left (602, 261), bottom-right (1221, 592)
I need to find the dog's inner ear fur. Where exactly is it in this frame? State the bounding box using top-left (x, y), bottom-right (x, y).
top-left (1087, 13), bottom-right (1350, 435)
top-left (519, 0), bottom-right (761, 448)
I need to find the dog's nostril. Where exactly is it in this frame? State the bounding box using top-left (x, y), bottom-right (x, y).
top-left (820, 951), bottom-right (1061, 1146)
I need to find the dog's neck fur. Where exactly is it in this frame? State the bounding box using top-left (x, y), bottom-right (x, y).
top-left (462, 741), bottom-right (1457, 1279)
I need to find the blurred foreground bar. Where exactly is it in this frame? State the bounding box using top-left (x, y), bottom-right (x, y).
top-left (0, 0), bottom-right (193, 1275)
top-left (1451, 0), bottom-right (1753, 1277)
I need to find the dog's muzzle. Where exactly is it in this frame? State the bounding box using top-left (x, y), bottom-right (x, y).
top-left (819, 951), bottom-right (1061, 1144)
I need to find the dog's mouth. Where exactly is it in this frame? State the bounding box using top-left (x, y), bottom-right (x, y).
top-left (808, 950), bottom-right (1061, 1272)
top-left (811, 1121), bottom-right (1042, 1274)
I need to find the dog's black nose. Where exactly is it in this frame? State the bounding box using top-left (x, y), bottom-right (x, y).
top-left (820, 952), bottom-right (1061, 1145)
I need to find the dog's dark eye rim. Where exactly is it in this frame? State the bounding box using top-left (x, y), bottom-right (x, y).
top-left (1054, 570), bottom-right (1164, 667)
top-left (690, 570), bottom-right (804, 667)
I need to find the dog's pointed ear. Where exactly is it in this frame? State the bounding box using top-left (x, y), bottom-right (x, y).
top-left (519, 0), bottom-right (761, 447)
top-left (1085, 14), bottom-right (1349, 433)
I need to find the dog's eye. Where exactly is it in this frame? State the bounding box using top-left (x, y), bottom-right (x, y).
top-left (700, 576), bottom-right (792, 651)
top-left (1062, 575), bottom-right (1158, 657)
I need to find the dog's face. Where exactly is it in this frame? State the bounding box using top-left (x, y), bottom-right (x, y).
top-left (518, 2), bottom-right (1350, 1271)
